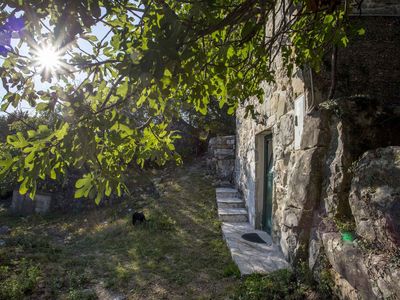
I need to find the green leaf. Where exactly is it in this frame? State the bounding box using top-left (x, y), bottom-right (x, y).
top-left (50, 168), bottom-right (57, 180)
top-left (36, 102), bottom-right (48, 111)
top-left (105, 181), bottom-right (111, 197)
top-left (19, 178), bottom-right (29, 195)
top-left (341, 36), bottom-right (349, 47)
top-left (227, 45), bottom-right (235, 59)
top-left (156, 13), bottom-right (163, 28)
top-left (55, 123), bottom-right (69, 141)
top-left (95, 192), bottom-right (102, 205)
top-left (27, 130), bottom-right (36, 138)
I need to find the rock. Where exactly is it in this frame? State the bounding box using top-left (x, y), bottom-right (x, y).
top-left (300, 111), bottom-right (330, 150)
top-left (277, 113), bottom-right (294, 147)
top-left (330, 268), bottom-right (361, 300)
top-left (10, 190), bottom-right (52, 215)
top-left (349, 146), bottom-right (400, 250)
top-left (281, 147), bottom-right (326, 262)
top-left (0, 226), bottom-right (11, 235)
top-left (322, 232), bottom-right (376, 300)
top-left (364, 253), bottom-right (400, 299)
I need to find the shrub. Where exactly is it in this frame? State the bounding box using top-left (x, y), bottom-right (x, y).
top-left (222, 261), bottom-right (241, 278)
top-left (0, 143), bottom-right (17, 198)
top-left (233, 270), bottom-right (306, 300)
top-left (67, 288), bottom-right (97, 300)
top-left (0, 259), bottom-right (41, 299)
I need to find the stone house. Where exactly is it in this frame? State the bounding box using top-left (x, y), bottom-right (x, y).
top-left (218, 1), bottom-right (400, 299)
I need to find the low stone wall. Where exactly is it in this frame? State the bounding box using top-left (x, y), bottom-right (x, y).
top-left (207, 135), bottom-right (236, 185)
top-left (10, 191), bottom-right (54, 215)
top-left (9, 171), bottom-right (158, 215)
top-left (9, 190), bottom-right (124, 215)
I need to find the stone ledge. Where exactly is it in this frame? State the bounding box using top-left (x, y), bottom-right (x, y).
top-left (218, 208), bottom-right (248, 216)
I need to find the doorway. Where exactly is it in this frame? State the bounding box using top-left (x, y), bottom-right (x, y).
top-left (262, 134), bottom-right (273, 234)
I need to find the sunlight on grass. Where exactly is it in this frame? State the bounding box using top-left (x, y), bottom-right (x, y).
top-left (0, 160), bottom-right (238, 298)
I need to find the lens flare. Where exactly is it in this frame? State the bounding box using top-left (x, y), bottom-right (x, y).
top-left (32, 44), bottom-right (66, 79)
top-left (35, 45), bottom-right (61, 71)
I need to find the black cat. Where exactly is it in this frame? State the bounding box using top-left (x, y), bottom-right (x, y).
top-left (132, 211), bottom-right (146, 225)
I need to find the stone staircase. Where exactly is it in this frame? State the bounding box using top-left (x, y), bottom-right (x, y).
top-left (216, 187), bottom-right (291, 275)
top-left (216, 187), bottom-right (248, 223)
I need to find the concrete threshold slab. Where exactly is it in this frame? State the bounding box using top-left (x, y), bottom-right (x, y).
top-left (221, 222), bottom-right (291, 275)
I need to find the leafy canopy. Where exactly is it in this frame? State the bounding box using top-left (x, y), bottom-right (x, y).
top-left (0, 0), bottom-right (360, 202)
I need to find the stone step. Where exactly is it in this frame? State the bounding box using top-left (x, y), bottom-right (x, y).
top-left (218, 208), bottom-right (248, 223)
top-left (216, 187), bottom-right (239, 199)
top-left (217, 197), bottom-right (245, 209)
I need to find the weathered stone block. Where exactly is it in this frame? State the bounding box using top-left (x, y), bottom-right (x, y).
top-left (287, 148), bottom-right (324, 211)
top-left (214, 148), bottom-right (234, 155)
top-left (11, 190), bottom-right (52, 215)
top-left (322, 232), bottom-right (375, 300)
top-left (11, 191), bottom-right (35, 215)
top-left (281, 147), bottom-right (325, 262)
top-left (349, 146), bottom-right (400, 250)
top-left (300, 112), bottom-right (330, 150)
top-left (34, 193), bottom-right (52, 214)
top-left (277, 113), bottom-right (294, 147)
top-left (276, 100), bottom-right (287, 119)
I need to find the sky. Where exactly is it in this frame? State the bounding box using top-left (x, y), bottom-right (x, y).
top-left (0, 7), bottom-right (112, 116)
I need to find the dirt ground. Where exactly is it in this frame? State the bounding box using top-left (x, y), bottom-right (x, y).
top-left (0, 158), bottom-right (240, 299)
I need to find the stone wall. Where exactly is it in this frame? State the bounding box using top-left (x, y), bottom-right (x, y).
top-left (314, 17), bottom-right (400, 103)
top-left (235, 6), bottom-right (400, 299)
top-left (322, 147), bottom-right (400, 300)
top-left (354, 0), bottom-right (400, 16)
top-left (9, 169), bottom-right (158, 214)
top-left (207, 136), bottom-right (236, 185)
top-left (10, 189), bottom-right (125, 215)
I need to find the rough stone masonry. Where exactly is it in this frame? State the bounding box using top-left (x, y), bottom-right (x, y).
top-left (232, 2), bottom-right (400, 299)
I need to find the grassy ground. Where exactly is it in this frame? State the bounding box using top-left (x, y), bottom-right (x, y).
top-left (0, 159), bottom-right (241, 299)
top-left (0, 158), bottom-right (327, 300)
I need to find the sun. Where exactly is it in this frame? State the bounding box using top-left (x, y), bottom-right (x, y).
top-left (37, 46), bottom-right (61, 70)
top-left (33, 44), bottom-right (64, 77)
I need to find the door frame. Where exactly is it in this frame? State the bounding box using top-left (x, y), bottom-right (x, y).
top-left (254, 130), bottom-right (274, 231)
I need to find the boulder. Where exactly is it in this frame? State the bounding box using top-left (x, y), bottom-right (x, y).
top-left (300, 111), bottom-right (330, 150)
top-left (322, 233), bottom-right (376, 300)
top-left (349, 146), bottom-right (400, 250)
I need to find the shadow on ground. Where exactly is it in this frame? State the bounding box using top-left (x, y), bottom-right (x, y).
top-left (0, 158), bottom-right (240, 300)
